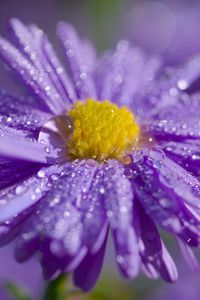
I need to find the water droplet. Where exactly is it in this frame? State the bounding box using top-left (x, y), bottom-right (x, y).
top-left (99, 186), bottom-right (105, 194)
top-left (159, 198), bottom-right (171, 208)
top-left (116, 255), bottom-right (124, 264)
top-left (120, 155), bottom-right (132, 165)
top-left (6, 116), bottom-right (12, 123)
top-left (45, 146), bottom-right (50, 154)
top-left (37, 170), bottom-right (45, 178)
top-left (192, 154), bottom-right (199, 160)
top-left (50, 174), bottom-right (59, 181)
top-left (124, 168), bottom-right (134, 179)
top-left (15, 185), bottom-right (26, 195)
top-left (38, 115), bottom-right (73, 146)
top-left (177, 79), bottom-right (188, 90)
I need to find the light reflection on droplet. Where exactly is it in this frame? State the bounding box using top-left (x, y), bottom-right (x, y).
top-left (38, 114), bottom-right (74, 160)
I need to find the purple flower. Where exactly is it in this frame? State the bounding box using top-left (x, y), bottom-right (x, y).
top-left (0, 19), bottom-right (200, 292)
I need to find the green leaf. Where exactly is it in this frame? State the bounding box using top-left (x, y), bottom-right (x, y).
top-left (4, 281), bottom-right (32, 300)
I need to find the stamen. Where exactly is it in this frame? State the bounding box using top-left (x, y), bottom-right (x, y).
top-left (67, 99), bottom-right (140, 161)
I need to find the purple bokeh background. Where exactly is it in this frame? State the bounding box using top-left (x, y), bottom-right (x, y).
top-left (0, 243), bottom-right (44, 300)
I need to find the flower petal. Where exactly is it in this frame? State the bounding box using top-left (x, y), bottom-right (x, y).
top-left (156, 242), bottom-right (178, 282)
top-left (0, 133), bottom-right (60, 164)
top-left (15, 161), bottom-right (101, 261)
top-left (113, 227), bottom-right (139, 279)
top-left (0, 159), bottom-right (40, 190)
top-left (30, 22), bottom-right (76, 106)
top-left (73, 236), bottom-right (107, 292)
top-left (129, 150), bottom-right (200, 246)
top-left (0, 35), bottom-right (64, 114)
top-left (0, 164), bottom-right (63, 223)
top-left (95, 41), bottom-right (161, 107)
top-left (134, 201), bottom-right (162, 259)
top-left (147, 94), bottom-right (200, 140)
top-left (159, 139), bottom-right (200, 176)
top-left (57, 22), bottom-right (96, 99)
top-left (0, 90), bottom-right (51, 135)
top-left (9, 18), bottom-right (74, 109)
top-left (40, 241), bottom-right (87, 280)
top-left (177, 239), bottom-right (200, 271)
top-left (102, 160), bottom-right (140, 278)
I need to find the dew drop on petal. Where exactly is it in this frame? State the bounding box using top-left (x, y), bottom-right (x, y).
top-left (37, 170), bottom-right (45, 178)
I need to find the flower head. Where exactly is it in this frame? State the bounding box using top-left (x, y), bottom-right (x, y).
top-left (0, 19), bottom-right (200, 291)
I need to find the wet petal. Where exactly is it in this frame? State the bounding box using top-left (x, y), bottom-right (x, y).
top-left (102, 161), bottom-right (140, 278)
top-left (9, 18), bottom-right (75, 109)
top-left (0, 91), bottom-right (51, 136)
top-left (147, 94), bottom-right (200, 140)
top-left (30, 23), bottom-right (76, 106)
top-left (129, 150), bottom-right (200, 246)
top-left (134, 201), bottom-right (162, 259)
top-left (0, 159), bottom-right (40, 190)
top-left (113, 227), bottom-right (139, 278)
top-left (0, 133), bottom-right (60, 163)
top-left (16, 161), bottom-right (102, 260)
top-left (0, 35), bottom-right (64, 114)
top-left (40, 241), bottom-right (87, 280)
top-left (0, 164), bottom-right (63, 223)
top-left (57, 22), bottom-right (96, 99)
top-left (159, 139), bottom-right (200, 176)
top-left (73, 236), bottom-right (107, 292)
top-left (95, 41), bottom-right (161, 107)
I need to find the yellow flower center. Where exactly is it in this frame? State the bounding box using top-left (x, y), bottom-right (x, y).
top-left (68, 99), bottom-right (140, 161)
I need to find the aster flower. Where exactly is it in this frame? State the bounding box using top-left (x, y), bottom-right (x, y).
top-left (0, 19), bottom-right (200, 292)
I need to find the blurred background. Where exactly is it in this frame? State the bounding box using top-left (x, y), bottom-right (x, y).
top-left (0, 0), bottom-right (200, 299)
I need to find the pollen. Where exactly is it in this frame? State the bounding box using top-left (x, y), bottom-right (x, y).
top-left (68, 99), bottom-right (140, 161)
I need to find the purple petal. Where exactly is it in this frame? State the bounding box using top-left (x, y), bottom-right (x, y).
top-left (73, 236), bottom-right (107, 292)
top-left (177, 239), bottom-right (200, 271)
top-left (16, 161), bottom-right (99, 260)
top-left (0, 90), bottom-right (51, 128)
top-left (0, 133), bottom-right (60, 163)
top-left (113, 227), bottom-right (139, 279)
top-left (15, 235), bottom-right (40, 262)
top-left (170, 56), bottom-right (200, 92)
top-left (129, 150), bottom-right (200, 245)
top-left (0, 159), bottom-right (40, 190)
top-left (9, 18), bottom-right (74, 110)
top-left (103, 160), bottom-right (133, 230)
top-left (95, 41), bottom-right (161, 107)
top-left (155, 242), bottom-right (178, 282)
top-left (77, 163), bottom-right (108, 253)
top-left (0, 35), bottom-right (64, 114)
top-left (147, 93), bottom-right (200, 141)
top-left (102, 160), bottom-right (140, 278)
top-left (57, 22), bottom-right (96, 99)
top-left (41, 34), bottom-right (76, 105)
top-left (134, 201), bottom-right (162, 259)
top-left (159, 139), bottom-right (200, 176)
top-left (37, 237), bottom-right (86, 280)
top-left (0, 164), bottom-right (63, 223)
top-left (30, 23), bottom-right (76, 107)
top-left (141, 261), bottom-right (159, 279)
